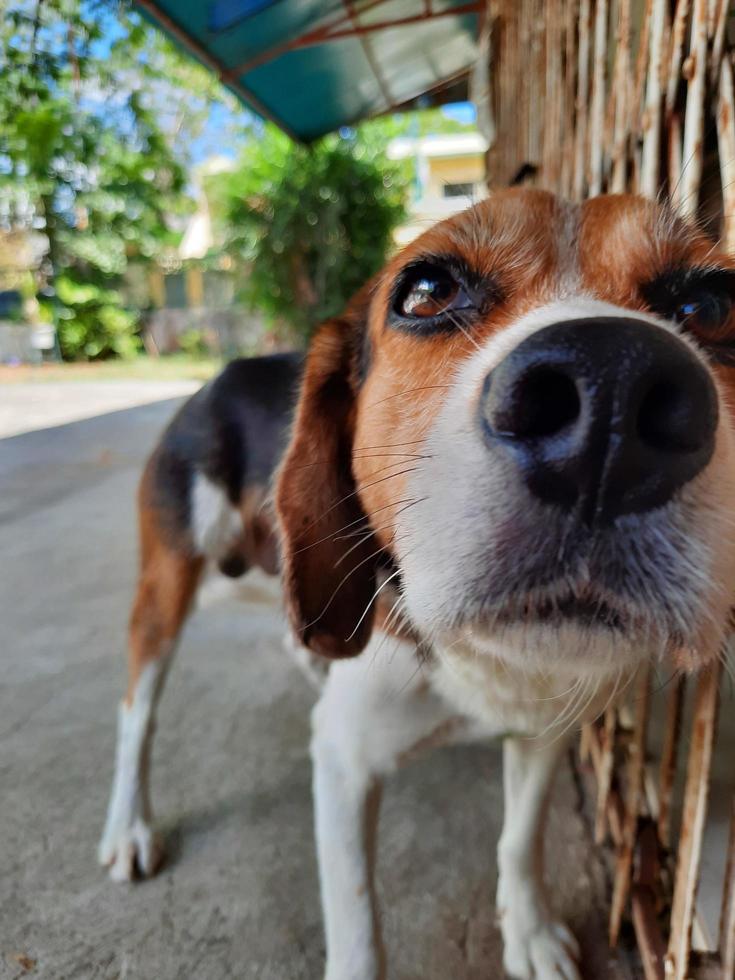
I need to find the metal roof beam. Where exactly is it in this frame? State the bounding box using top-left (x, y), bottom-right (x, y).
top-left (224, 1), bottom-right (481, 79)
top-left (223, 0), bottom-right (393, 79)
top-left (342, 0), bottom-right (395, 112)
top-left (294, 5), bottom-right (482, 46)
top-left (135, 0), bottom-right (303, 140)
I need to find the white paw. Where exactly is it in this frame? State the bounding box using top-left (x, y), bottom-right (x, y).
top-left (98, 818), bottom-right (163, 882)
top-left (502, 918), bottom-right (581, 980)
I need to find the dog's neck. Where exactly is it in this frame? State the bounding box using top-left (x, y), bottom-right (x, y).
top-left (428, 635), bottom-right (632, 739)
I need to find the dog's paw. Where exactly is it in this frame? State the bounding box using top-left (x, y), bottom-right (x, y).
top-left (502, 919), bottom-right (581, 980)
top-left (98, 818), bottom-right (163, 882)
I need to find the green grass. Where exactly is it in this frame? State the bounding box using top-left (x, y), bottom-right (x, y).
top-left (0, 354), bottom-right (222, 384)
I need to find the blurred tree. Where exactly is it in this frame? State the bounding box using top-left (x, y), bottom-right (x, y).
top-left (210, 125), bottom-right (407, 342)
top-left (0, 1), bottom-right (469, 357)
top-left (0, 0), bottom-right (244, 358)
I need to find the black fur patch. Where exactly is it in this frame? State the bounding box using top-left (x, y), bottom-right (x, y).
top-left (148, 351), bottom-right (303, 542)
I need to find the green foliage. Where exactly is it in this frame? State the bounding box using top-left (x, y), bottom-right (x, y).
top-left (212, 126), bottom-right (407, 341)
top-left (53, 273), bottom-right (141, 359)
top-left (0, 0), bottom-right (240, 359)
top-left (178, 327), bottom-right (209, 359)
top-left (362, 105), bottom-right (478, 141)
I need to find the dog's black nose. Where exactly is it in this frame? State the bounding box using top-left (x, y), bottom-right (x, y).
top-left (481, 317), bottom-right (717, 524)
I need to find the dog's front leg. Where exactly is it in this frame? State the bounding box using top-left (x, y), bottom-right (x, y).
top-left (310, 643), bottom-right (460, 980)
top-left (312, 749), bottom-right (385, 980)
top-left (497, 735), bottom-right (581, 980)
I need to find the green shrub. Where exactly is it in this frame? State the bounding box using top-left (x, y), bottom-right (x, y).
top-left (54, 275), bottom-right (141, 360)
top-left (211, 126), bottom-right (407, 342)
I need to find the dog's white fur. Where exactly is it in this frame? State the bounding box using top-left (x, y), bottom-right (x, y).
top-left (311, 632), bottom-right (592, 980)
top-left (191, 472), bottom-right (242, 559)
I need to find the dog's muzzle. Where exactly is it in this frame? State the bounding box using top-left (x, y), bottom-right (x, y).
top-left (480, 317), bottom-right (717, 525)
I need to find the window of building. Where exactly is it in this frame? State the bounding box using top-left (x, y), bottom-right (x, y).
top-left (442, 182), bottom-right (475, 198)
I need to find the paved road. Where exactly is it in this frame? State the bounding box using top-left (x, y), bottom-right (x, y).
top-left (0, 385), bottom-right (633, 979)
top-left (0, 381), bottom-right (200, 439)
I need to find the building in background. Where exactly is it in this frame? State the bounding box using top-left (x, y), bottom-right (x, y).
top-left (387, 131), bottom-right (488, 245)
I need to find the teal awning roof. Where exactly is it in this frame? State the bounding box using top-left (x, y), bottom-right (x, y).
top-left (136, 0), bottom-right (481, 142)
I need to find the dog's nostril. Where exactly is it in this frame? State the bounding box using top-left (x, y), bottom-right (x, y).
top-left (637, 379), bottom-right (701, 453)
top-left (496, 368), bottom-right (581, 439)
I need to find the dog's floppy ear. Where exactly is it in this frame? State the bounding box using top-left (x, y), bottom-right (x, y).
top-left (276, 297), bottom-right (378, 658)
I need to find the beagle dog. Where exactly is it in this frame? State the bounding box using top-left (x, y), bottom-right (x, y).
top-left (101, 190), bottom-right (735, 980)
top-left (275, 190), bottom-right (735, 980)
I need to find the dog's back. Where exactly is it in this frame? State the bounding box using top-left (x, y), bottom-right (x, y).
top-left (143, 350), bottom-right (303, 576)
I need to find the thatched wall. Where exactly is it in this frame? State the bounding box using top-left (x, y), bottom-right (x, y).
top-left (486, 1), bottom-right (735, 249)
top-left (483, 5), bottom-right (735, 978)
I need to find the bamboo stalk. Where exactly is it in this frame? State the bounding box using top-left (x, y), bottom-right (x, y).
top-left (657, 674), bottom-right (685, 850)
top-left (560, 0), bottom-right (579, 196)
top-left (595, 707), bottom-right (617, 844)
top-left (589, 0), bottom-right (609, 194)
top-left (717, 54), bottom-right (735, 252)
top-left (633, 0), bottom-right (654, 130)
top-left (665, 663), bottom-right (721, 980)
top-left (706, 0), bottom-right (719, 38)
top-left (720, 798), bottom-right (735, 980)
top-left (531, 0), bottom-right (545, 169)
top-left (631, 821), bottom-right (667, 980)
top-left (631, 0), bottom-right (654, 192)
top-left (710, 0), bottom-right (728, 86)
top-left (610, 668), bottom-right (651, 946)
top-left (552, 0), bottom-right (565, 191)
top-left (679, 0), bottom-right (708, 218)
top-left (543, 0), bottom-right (555, 184)
top-left (640, 0), bottom-right (667, 198)
top-left (574, 0), bottom-right (592, 199)
top-left (666, 0), bottom-right (692, 114)
top-left (611, 0), bottom-right (632, 191)
top-left (603, 0), bottom-right (618, 161)
top-left (669, 112), bottom-right (685, 206)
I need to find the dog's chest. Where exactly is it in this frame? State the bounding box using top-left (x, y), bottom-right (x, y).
top-left (428, 646), bottom-right (615, 738)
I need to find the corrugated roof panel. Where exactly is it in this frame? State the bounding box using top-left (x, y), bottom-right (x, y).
top-left (136, 0), bottom-right (481, 141)
top-left (244, 41), bottom-right (389, 140)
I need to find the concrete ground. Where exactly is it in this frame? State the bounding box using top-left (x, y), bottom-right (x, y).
top-left (0, 383), bottom-right (637, 980)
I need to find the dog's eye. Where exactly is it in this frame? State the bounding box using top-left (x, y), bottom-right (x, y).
top-left (395, 264), bottom-right (471, 319)
top-left (643, 268), bottom-right (735, 362)
top-left (674, 292), bottom-right (733, 335)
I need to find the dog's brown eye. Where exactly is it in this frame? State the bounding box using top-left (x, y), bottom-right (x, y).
top-left (395, 265), bottom-right (470, 319)
top-left (642, 268), bottom-right (735, 358)
top-left (675, 292), bottom-right (733, 337)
